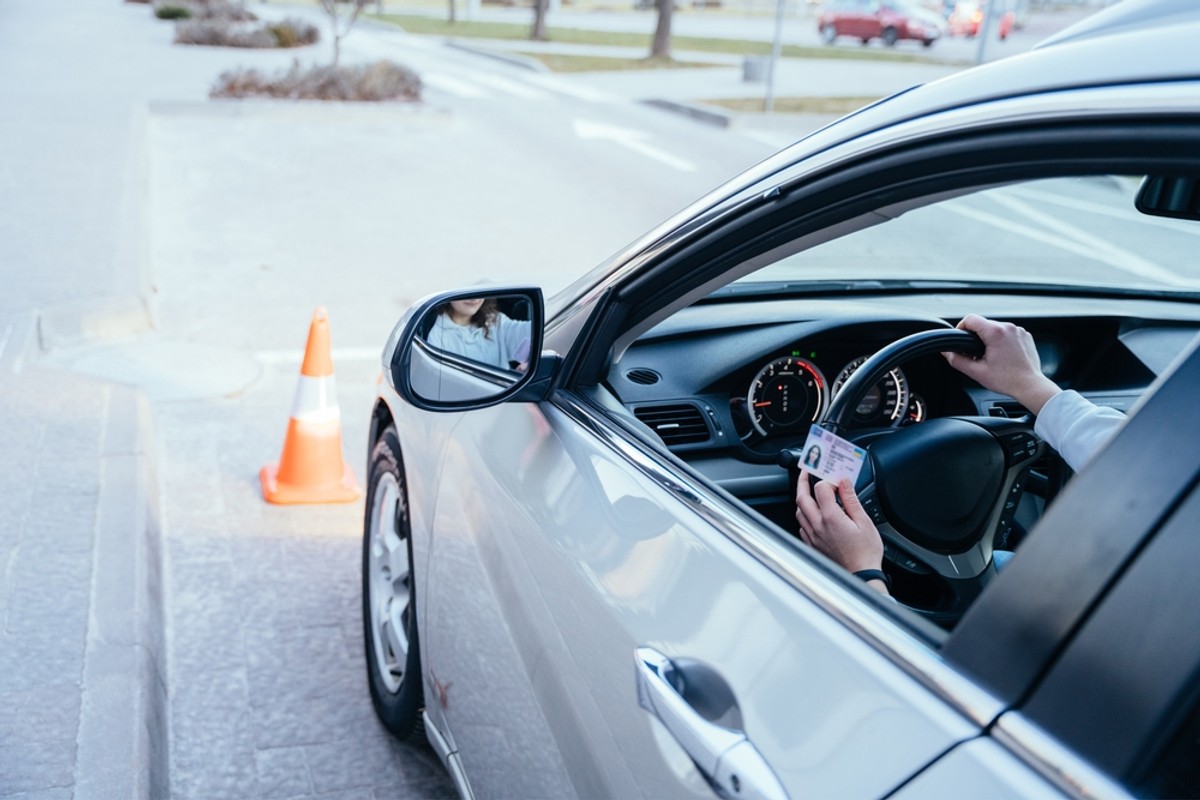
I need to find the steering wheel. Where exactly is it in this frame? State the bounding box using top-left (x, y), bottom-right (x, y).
top-left (785, 329), bottom-right (1046, 626)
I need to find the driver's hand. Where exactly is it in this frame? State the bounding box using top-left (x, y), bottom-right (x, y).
top-left (795, 471), bottom-right (888, 595)
top-left (943, 315), bottom-right (1061, 415)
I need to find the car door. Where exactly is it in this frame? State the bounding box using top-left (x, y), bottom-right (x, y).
top-left (419, 387), bottom-right (992, 799)
top-left (414, 81), bottom-right (1200, 800)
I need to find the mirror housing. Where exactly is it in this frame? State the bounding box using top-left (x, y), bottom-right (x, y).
top-left (1136, 175), bottom-right (1200, 221)
top-left (385, 286), bottom-right (554, 412)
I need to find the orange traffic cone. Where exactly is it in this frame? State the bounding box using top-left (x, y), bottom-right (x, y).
top-left (260, 307), bottom-right (360, 504)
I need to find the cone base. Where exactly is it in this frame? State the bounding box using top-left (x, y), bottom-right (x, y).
top-left (260, 462), bottom-right (361, 505)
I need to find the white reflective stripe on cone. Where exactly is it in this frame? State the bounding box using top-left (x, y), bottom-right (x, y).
top-left (291, 374), bottom-right (341, 423)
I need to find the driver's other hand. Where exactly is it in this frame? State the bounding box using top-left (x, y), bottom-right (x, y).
top-left (795, 471), bottom-right (888, 595)
top-left (943, 314), bottom-right (1062, 415)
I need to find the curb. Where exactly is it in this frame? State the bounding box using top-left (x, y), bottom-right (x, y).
top-left (640, 97), bottom-right (736, 128)
top-left (74, 384), bottom-right (168, 800)
top-left (444, 39), bottom-right (551, 72)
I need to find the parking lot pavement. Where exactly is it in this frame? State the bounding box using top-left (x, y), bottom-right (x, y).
top-left (156, 358), bottom-right (455, 799)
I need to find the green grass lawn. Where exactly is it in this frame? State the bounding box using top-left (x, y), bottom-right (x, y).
top-left (373, 13), bottom-right (947, 66)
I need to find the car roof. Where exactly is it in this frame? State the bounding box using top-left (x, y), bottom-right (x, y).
top-left (1037, 0), bottom-right (1200, 49)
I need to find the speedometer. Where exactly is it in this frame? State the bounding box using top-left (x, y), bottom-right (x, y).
top-left (831, 356), bottom-right (910, 427)
top-left (747, 356), bottom-right (827, 437)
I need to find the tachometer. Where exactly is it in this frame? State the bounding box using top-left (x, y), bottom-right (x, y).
top-left (831, 356), bottom-right (910, 427)
top-left (747, 356), bottom-right (827, 437)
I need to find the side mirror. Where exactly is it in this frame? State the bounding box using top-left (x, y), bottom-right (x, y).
top-left (1136, 175), bottom-right (1200, 222)
top-left (386, 287), bottom-right (553, 411)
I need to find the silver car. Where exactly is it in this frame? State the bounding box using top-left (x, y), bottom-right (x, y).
top-left (363, 2), bottom-right (1200, 796)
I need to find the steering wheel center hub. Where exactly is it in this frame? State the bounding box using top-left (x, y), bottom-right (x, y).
top-left (871, 418), bottom-right (1005, 554)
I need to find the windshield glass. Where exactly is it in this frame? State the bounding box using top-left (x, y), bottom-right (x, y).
top-left (735, 175), bottom-right (1200, 294)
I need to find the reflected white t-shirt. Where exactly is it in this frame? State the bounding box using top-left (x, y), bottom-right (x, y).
top-left (1033, 390), bottom-right (1126, 471)
top-left (427, 312), bottom-right (531, 369)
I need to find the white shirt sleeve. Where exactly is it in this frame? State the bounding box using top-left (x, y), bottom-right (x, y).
top-left (1033, 390), bottom-right (1126, 472)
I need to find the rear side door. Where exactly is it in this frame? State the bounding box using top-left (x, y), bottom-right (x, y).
top-left (420, 388), bottom-right (994, 799)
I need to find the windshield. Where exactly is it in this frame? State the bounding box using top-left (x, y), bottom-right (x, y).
top-left (735, 175), bottom-right (1200, 294)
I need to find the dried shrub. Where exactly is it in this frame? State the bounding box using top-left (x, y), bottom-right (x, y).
top-left (268, 18), bottom-right (320, 48)
top-left (211, 60), bottom-right (423, 103)
top-left (155, 4), bottom-right (191, 17)
top-left (192, 1), bottom-right (257, 22)
top-left (175, 19), bottom-right (276, 47)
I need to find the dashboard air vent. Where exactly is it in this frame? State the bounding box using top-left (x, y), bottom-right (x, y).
top-left (625, 368), bottom-right (661, 386)
top-left (635, 404), bottom-right (710, 446)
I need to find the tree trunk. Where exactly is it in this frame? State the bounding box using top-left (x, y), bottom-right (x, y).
top-left (651, 0), bottom-right (672, 59)
top-left (531, 0), bottom-right (549, 41)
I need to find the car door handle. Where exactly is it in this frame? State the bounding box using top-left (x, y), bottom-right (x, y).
top-left (635, 647), bottom-right (789, 800)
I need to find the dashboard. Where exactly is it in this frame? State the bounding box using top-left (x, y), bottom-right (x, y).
top-left (606, 292), bottom-right (1200, 509)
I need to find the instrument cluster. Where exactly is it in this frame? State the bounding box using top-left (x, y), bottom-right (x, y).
top-left (734, 348), bottom-right (928, 444)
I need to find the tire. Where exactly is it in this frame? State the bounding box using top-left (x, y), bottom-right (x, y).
top-left (362, 425), bottom-right (425, 740)
top-left (922, 37), bottom-right (934, 47)
top-left (882, 26), bottom-right (898, 46)
top-left (820, 24), bottom-right (837, 44)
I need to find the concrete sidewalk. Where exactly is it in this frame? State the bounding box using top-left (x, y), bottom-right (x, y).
top-left (0, 3), bottom-right (235, 796)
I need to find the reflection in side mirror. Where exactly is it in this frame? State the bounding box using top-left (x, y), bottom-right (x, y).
top-left (395, 288), bottom-right (543, 410)
top-left (1136, 175), bottom-right (1200, 222)
top-left (420, 294), bottom-right (533, 372)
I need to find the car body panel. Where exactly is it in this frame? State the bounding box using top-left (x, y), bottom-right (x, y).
top-left (892, 738), bottom-right (1063, 798)
top-left (394, 389), bottom-right (993, 798)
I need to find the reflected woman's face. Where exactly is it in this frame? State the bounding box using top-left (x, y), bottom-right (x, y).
top-left (449, 298), bottom-right (485, 323)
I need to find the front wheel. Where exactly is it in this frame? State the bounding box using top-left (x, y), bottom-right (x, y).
top-left (882, 26), bottom-right (899, 46)
top-left (362, 425), bottom-right (425, 739)
top-left (820, 24), bottom-right (837, 44)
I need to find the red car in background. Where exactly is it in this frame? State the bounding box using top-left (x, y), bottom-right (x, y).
top-left (818, 0), bottom-right (945, 47)
top-left (947, 0), bottom-right (1016, 39)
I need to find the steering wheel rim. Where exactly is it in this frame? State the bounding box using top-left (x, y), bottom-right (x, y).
top-left (824, 328), bottom-right (983, 433)
top-left (813, 328), bottom-right (1042, 626)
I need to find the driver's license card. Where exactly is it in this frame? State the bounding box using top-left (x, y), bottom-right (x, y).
top-left (799, 425), bottom-right (867, 485)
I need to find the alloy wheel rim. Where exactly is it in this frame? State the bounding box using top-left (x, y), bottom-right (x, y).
top-left (368, 472), bottom-right (410, 694)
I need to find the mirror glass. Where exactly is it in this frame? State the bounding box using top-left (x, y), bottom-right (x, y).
top-left (407, 292), bottom-right (536, 405)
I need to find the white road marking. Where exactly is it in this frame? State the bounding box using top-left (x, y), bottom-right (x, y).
top-left (467, 72), bottom-right (549, 100)
top-left (1009, 185), bottom-right (1200, 238)
top-left (573, 119), bottom-right (696, 172)
top-left (988, 192), bottom-right (1194, 287)
top-left (944, 199), bottom-right (1194, 288)
top-left (525, 74), bottom-right (617, 103)
top-left (421, 72), bottom-right (488, 98)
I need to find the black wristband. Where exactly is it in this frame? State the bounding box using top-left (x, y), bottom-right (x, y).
top-left (853, 569), bottom-right (890, 587)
